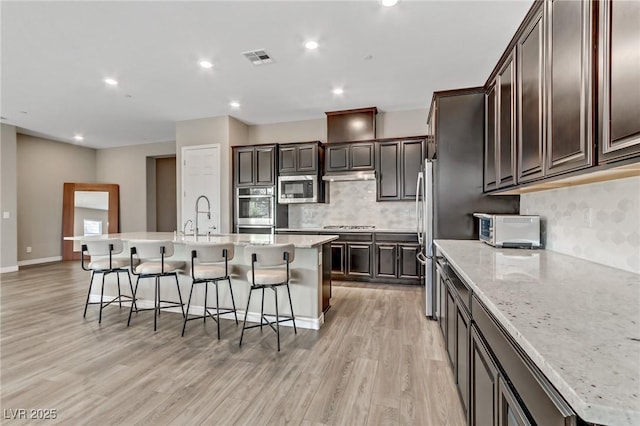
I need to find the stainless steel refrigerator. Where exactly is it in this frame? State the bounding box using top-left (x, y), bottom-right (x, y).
top-left (416, 89), bottom-right (519, 318)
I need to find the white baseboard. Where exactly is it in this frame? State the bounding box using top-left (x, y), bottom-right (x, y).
top-left (88, 295), bottom-right (324, 330)
top-left (18, 256), bottom-right (62, 267)
top-left (0, 265), bottom-right (19, 273)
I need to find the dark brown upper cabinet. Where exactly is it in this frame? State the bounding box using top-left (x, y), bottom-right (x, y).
top-left (485, 50), bottom-right (518, 191)
top-left (545, 0), bottom-right (594, 176)
top-left (233, 144), bottom-right (276, 187)
top-left (326, 107), bottom-right (377, 143)
top-left (598, 0), bottom-right (640, 163)
top-left (376, 138), bottom-right (425, 201)
top-left (517, 6), bottom-right (545, 183)
top-left (325, 142), bottom-right (375, 173)
top-left (498, 51), bottom-right (517, 187)
top-left (278, 141), bottom-right (323, 175)
top-left (484, 84), bottom-right (498, 192)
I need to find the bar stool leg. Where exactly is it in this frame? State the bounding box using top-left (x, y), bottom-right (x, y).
top-left (260, 287), bottom-right (265, 329)
top-left (286, 283), bottom-right (297, 334)
top-left (84, 271), bottom-right (95, 318)
top-left (117, 272), bottom-right (122, 308)
top-left (175, 274), bottom-right (185, 318)
top-left (239, 288), bottom-right (254, 347)
top-left (274, 287), bottom-right (280, 351)
top-left (215, 282), bottom-right (220, 340)
top-left (181, 282), bottom-right (196, 337)
top-left (99, 273), bottom-right (106, 324)
top-left (228, 278), bottom-right (238, 325)
top-left (204, 281), bottom-right (209, 324)
top-left (154, 277), bottom-right (159, 331)
top-left (127, 277), bottom-right (140, 326)
top-left (127, 271), bottom-right (137, 311)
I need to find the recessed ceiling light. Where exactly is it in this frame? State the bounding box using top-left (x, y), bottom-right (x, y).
top-left (332, 88), bottom-right (344, 95)
top-left (381, 0), bottom-right (399, 6)
top-left (73, 135), bottom-right (84, 141)
top-left (305, 40), bottom-right (318, 50)
top-left (199, 60), bottom-right (213, 69)
top-left (104, 78), bottom-right (118, 86)
top-left (230, 101), bottom-right (240, 108)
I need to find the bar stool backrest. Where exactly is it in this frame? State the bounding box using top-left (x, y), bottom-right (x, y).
top-left (83, 238), bottom-right (124, 256)
top-left (188, 243), bottom-right (235, 264)
top-left (244, 243), bottom-right (295, 267)
top-left (130, 240), bottom-right (175, 260)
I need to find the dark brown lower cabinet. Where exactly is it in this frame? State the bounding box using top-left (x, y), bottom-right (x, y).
top-left (498, 376), bottom-right (532, 426)
top-left (331, 242), bottom-right (346, 278)
top-left (438, 264), bottom-right (447, 337)
top-left (374, 236), bottom-right (420, 283)
top-left (446, 288), bottom-right (456, 367)
top-left (347, 243), bottom-right (373, 277)
top-left (457, 307), bottom-right (470, 414)
top-left (471, 328), bottom-right (499, 426)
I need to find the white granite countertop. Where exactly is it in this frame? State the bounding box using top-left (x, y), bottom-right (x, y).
top-left (276, 227), bottom-right (416, 233)
top-left (434, 239), bottom-right (640, 426)
top-left (65, 232), bottom-right (338, 249)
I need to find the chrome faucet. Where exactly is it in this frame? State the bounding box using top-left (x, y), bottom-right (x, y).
top-left (195, 195), bottom-right (211, 236)
top-left (183, 219), bottom-right (194, 236)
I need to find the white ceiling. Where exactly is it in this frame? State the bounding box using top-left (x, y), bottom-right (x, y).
top-left (1, 0), bottom-right (532, 149)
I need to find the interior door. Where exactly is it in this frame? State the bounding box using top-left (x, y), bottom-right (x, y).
top-left (182, 145), bottom-right (221, 235)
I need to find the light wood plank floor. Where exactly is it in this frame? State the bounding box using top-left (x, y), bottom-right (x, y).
top-left (0, 262), bottom-right (465, 425)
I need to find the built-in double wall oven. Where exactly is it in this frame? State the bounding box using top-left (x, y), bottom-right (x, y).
top-left (235, 186), bottom-right (275, 234)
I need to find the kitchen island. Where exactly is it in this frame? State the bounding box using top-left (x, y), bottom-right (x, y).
top-left (67, 232), bottom-right (338, 330)
top-left (434, 239), bottom-right (640, 426)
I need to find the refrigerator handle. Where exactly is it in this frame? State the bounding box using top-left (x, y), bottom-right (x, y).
top-left (415, 172), bottom-right (424, 246)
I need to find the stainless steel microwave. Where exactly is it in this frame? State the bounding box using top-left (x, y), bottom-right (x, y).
top-left (278, 175), bottom-right (319, 204)
top-left (473, 214), bottom-right (542, 248)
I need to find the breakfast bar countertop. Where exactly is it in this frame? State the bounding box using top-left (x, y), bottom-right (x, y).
top-left (65, 232), bottom-right (338, 249)
top-left (434, 239), bottom-right (640, 426)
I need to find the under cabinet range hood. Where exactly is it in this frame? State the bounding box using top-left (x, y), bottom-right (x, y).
top-left (321, 171), bottom-right (376, 182)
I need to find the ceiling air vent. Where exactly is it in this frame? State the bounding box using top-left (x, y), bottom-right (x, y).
top-left (242, 49), bottom-right (274, 65)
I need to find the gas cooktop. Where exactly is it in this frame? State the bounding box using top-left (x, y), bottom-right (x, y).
top-left (322, 225), bottom-right (376, 230)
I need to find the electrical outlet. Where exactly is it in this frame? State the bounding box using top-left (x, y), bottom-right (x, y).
top-left (2, 211), bottom-right (9, 219)
top-left (26, 246), bottom-right (32, 253)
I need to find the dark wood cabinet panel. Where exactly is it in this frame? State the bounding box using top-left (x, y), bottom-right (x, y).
top-left (457, 308), bottom-right (470, 414)
top-left (278, 146), bottom-right (297, 174)
top-left (278, 142), bottom-right (321, 175)
top-left (375, 244), bottom-right (397, 278)
top-left (401, 140), bottom-right (424, 199)
top-left (498, 52), bottom-right (517, 188)
top-left (485, 84), bottom-right (498, 192)
top-left (498, 376), bottom-right (532, 426)
top-left (235, 148), bottom-right (255, 186)
top-left (546, 0), bottom-right (593, 175)
top-left (377, 142), bottom-right (400, 200)
top-left (326, 107), bottom-right (377, 143)
top-left (234, 145), bottom-right (276, 187)
top-left (518, 8), bottom-right (545, 182)
top-left (326, 145), bottom-right (349, 172)
top-left (398, 244), bottom-right (419, 279)
top-left (439, 271), bottom-right (447, 337)
top-left (376, 139), bottom-right (424, 201)
top-left (599, 0), bottom-right (640, 163)
top-left (255, 147), bottom-right (275, 185)
top-left (351, 143), bottom-right (375, 170)
top-left (297, 144), bottom-right (317, 172)
top-left (331, 242), bottom-right (346, 278)
top-left (471, 328), bottom-right (498, 426)
top-left (326, 142), bottom-right (375, 173)
top-left (446, 289), bottom-right (456, 367)
top-left (347, 244), bottom-right (373, 277)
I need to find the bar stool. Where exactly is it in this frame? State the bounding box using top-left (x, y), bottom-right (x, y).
top-left (81, 238), bottom-right (136, 324)
top-left (239, 244), bottom-right (296, 351)
top-left (181, 243), bottom-right (238, 339)
top-left (127, 240), bottom-right (186, 331)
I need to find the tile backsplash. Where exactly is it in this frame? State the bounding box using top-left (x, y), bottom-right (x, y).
top-left (521, 176), bottom-right (640, 274)
top-left (288, 180), bottom-right (415, 229)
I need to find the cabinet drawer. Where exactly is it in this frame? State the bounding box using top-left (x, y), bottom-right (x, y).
top-left (471, 296), bottom-right (575, 426)
top-left (375, 233), bottom-right (418, 243)
top-left (329, 233), bottom-right (373, 242)
top-left (446, 265), bottom-right (470, 313)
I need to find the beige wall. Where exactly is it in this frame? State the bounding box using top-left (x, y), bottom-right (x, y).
top-left (1, 124), bottom-right (18, 271)
top-left (176, 116), bottom-right (233, 232)
top-left (17, 134), bottom-right (96, 262)
top-left (96, 141), bottom-right (175, 233)
top-left (377, 109), bottom-right (428, 138)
